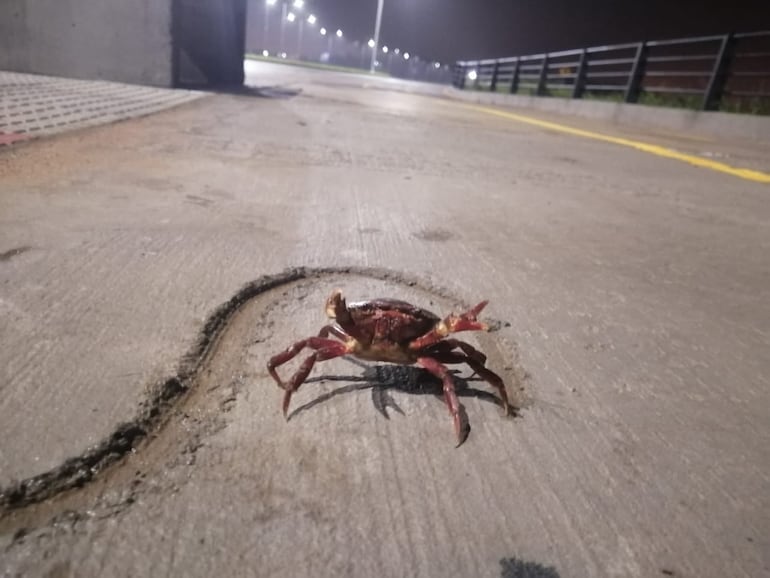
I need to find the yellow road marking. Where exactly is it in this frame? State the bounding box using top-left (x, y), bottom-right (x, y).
top-left (456, 102), bottom-right (770, 184)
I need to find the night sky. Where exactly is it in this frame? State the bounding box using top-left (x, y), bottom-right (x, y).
top-left (273, 0), bottom-right (770, 63)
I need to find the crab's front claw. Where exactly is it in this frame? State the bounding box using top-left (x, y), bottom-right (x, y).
top-left (445, 300), bottom-right (491, 333)
top-left (447, 315), bottom-right (487, 333)
top-left (468, 300), bottom-right (489, 318)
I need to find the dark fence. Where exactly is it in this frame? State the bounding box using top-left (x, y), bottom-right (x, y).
top-left (453, 31), bottom-right (770, 113)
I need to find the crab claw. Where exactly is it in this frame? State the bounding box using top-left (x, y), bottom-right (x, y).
top-left (325, 289), bottom-right (345, 319)
top-left (469, 300), bottom-right (489, 318)
top-left (447, 301), bottom-right (490, 333)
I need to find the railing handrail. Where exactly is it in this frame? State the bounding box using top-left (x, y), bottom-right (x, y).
top-left (453, 30), bottom-right (770, 113)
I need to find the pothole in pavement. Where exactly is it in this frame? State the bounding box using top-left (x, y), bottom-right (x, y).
top-left (0, 266), bottom-right (528, 536)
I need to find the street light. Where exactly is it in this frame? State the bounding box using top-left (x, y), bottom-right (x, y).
top-left (328, 29), bottom-right (342, 61)
top-left (370, 0), bottom-right (384, 74)
top-left (382, 45), bottom-right (388, 53)
top-left (320, 27), bottom-right (327, 35)
top-left (404, 52), bottom-right (410, 60)
top-left (367, 38), bottom-right (375, 48)
top-left (264, 0), bottom-right (278, 51)
top-left (394, 48), bottom-right (400, 55)
top-left (298, 14), bottom-right (315, 59)
top-left (279, 0), bottom-right (303, 55)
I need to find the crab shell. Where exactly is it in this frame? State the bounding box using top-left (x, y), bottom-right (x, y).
top-left (325, 289), bottom-right (450, 363)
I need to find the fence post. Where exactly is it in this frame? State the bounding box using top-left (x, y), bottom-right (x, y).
top-left (490, 61), bottom-right (500, 92)
top-left (572, 49), bottom-right (588, 99)
top-left (509, 59), bottom-right (520, 94)
top-left (536, 55), bottom-right (549, 96)
top-left (624, 41), bottom-right (647, 103)
top-left (703, 33), bottom-right (734, 111)
top-left (457, 64), bottom-right (466, 89)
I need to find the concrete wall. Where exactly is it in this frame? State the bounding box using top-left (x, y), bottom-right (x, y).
top-left (0, 0), bottom-right (174, 86)
top-left (0, 0), bottom-right (248, 88)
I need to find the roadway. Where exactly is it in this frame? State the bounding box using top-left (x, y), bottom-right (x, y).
top-left (0, 60), bottom-right (768, 577)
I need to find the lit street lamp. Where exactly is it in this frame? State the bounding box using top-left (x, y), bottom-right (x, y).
top-left (328, 29), bottom-right (342, 62)
top-left (264, 0), bottom-right (277, 50)
top-left (297, 13), bottom-right (316, 59)
top-left (279, 0), bottom-right (303, 56)
top-left (278, 1), bottom-right (288, 53)
top-left (370, 0), bottom-right (384, 73)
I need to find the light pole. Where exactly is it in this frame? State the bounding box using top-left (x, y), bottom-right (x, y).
top-left (320, 27), bottom-right (330, 59)
top-left (279, 2), bottom-right (287, 54)
top-left (330, 29), bottom-right (342, 63)
top-left (381, 45), bottom-right (393, 73)
top-left (264, 0), bottom-right (277, 51)
top-left (298, 14), bottom-right (315, 59)
top-left (364, 38), bottom-right (375, 69)
top-left (370, 0), bottom-right (384, 73)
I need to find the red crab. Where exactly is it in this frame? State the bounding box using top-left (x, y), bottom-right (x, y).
top-left (267, 290), bottom-right (512, 445)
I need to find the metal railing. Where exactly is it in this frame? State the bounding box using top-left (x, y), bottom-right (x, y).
top-left (453, 31), bottom-right (770, 113)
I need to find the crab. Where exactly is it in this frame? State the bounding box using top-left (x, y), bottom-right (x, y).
top-left (267, 290), bottom-right (512, 445)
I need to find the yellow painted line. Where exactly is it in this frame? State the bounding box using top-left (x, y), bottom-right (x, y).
top-left (456, 102), bottom-right (770, 184)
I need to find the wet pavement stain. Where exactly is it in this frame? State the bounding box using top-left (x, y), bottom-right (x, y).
top-left (500, 557), bottom-right (561, 578)
top-left (0, 246), bottom-right (32, 262)
top-left (412, 228), bottom-right (455, 242)
top-left (184, 194), bottom-right (215, 207)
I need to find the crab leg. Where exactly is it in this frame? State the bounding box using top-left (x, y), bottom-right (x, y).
top-left (440, 338), bottom-right (487, 365)
top-left (417, 356), bottom-right (470, 446)
top-left (317, 324), bottom-right (349, 341)
top-left (409, 301), bottom-right (489, 351)
top-left (267, 337), bottom-right (351, 417)
top-left (429, 344), bottom-right (512, 416)
top-left (462, 357), bottom-right (512, 416)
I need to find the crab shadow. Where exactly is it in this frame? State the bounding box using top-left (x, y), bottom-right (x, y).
top-left (287, 358), bottom-right (512, 424)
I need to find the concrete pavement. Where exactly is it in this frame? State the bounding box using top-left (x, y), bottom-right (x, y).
top-left (0, 62), bottom-right (769, 577)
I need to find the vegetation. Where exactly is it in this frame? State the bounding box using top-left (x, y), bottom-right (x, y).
top-left (465, 78), bottom-right (769, 115)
